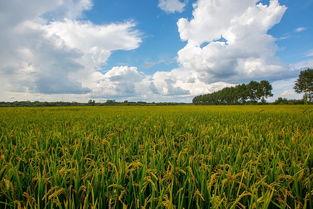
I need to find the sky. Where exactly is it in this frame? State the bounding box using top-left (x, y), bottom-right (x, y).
top-left (0, 0), bottom-right (312, 102)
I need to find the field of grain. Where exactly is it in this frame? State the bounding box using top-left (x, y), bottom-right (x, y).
top-left (0, 105), bottom-right (312, 209)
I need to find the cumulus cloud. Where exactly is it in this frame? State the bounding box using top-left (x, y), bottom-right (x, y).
top-left (91, 66), bottom-right (147, 97)
top-left (91, 66), bottom-right (189, 99)
top-left (158, 0), bottom-right (186, 13)
top-left (0, 0), bottom-right (141, 96)
top-left (46, 0), bottom-right (93, 19)
top-left (43, 20), bottom-right (141, 66)
top-left (89, 65), bottom-right (233, 102)
top-left (176, 0), bottom-right (287, 83)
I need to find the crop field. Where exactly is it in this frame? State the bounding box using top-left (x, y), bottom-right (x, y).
top-left (0, 105), bottom-right (313, 209)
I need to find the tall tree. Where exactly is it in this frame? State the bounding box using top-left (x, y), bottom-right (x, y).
top-left (247, 81), bottom-right (260, 102)
top-left (259, 80), bottom-right (273, 103)
top-left (294, 68), bottom-right (313, 103)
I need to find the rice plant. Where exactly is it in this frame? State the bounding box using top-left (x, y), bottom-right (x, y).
top-left (0, 105), bottom-right (312, 208)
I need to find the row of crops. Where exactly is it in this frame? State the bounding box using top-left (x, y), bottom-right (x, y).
top-left (0, 105), bottom-right (312, 208)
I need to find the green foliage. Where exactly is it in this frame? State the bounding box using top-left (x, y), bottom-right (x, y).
top-left (88, 100), bottom-right (96, 105)
top-left (193, 80), bottom-right (273, 104)
top-left (0, 106), bottom-right (313, 208)
top-left (274, 98), bottom-right (305, 105)
top-left (294, 68), bottom-right (313, 103)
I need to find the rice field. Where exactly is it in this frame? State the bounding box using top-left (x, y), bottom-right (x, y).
top-left (0, 105), bottom-right (313, 209)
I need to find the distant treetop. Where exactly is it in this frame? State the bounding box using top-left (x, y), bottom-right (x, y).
top-left (193, 80), bottom-right (273, 105)
top-left (294, 68), bottom-right (313, 103)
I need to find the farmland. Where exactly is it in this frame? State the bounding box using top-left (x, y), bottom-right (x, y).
top-left (0, 105), bottom-right (313, 209)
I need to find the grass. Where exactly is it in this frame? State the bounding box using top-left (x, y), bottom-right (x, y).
top-left (0, 105), bottom-right (312, 209)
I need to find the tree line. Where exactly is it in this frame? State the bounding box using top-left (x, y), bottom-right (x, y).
top-left (193, 68), bottom-right (313, 105)
top-left (193, 80), bottom-right (273, 104)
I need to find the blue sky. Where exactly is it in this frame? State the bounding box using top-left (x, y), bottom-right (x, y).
top-left (269, 0), bottom-right (313, 63)
top-left (0, 0), bottom-right (312, 102)
top-left (85, 0), bottom-right (313, 72)
top-left (84, 0), bottom-right (188, 74)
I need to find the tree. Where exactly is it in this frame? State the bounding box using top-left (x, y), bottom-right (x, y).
top-left (106, 100), bottom-right (116, 105)
top-left (275, 97), bottom-right (288, 104)
top-left (88, 99), bottom-right (96, 105)
top-left (193, 80), bottom-right (273, 105)
top-left (247, 81), bottom-right (260, 102)
top-left (259, 80), bottom-right (273, 102)
top-left (294, 68), bottom-right (313, 103)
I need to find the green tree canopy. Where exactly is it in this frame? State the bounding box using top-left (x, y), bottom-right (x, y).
top-left (193, 80), bottom-right (273, 105)
top-left (294, 68), bottom-right (313, 103)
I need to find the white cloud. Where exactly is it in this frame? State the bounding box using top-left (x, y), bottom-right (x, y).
top-left (271, 78), bottom-right (302, 101)
top-left (91, 66), bottom-right (190, 99)
top-left (177, 0), bottom-right (287, 83)
top-left (158, 0), bottom-right (186, 13)
top-left (91, 66), bottom-right (148, 98)
top-left (306, 50), bottom-right (313, 58)
top-left (0, 0), bottom-right (142, 96)
top-left (151, 68), bottom-right (234, 96)
top-left (290, 59), bottom-right (313, 70)
top-left (0, 3), bottom-right (89, 94)
top-left (294, 27), bottom-right (306, 33)
top-left (43, 19), bottom-right (141, 82)
top-left (55, 0), bottom-right (93, 19)
top-left (89, 65), bottom-right (234, 101)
